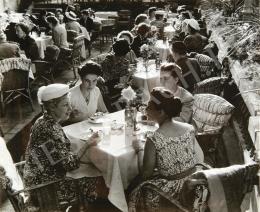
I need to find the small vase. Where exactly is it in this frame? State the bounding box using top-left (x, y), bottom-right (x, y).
top-left (125, 105), bottom-right (136, 128)
top-left (143, 59), bottom-right (149, 72)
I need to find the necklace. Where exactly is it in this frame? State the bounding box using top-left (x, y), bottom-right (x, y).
top-left (85, 91), bottom-right (90, 104)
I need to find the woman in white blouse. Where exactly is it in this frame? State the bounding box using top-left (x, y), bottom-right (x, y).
top-left (68, 61), bottom-right (107, 123)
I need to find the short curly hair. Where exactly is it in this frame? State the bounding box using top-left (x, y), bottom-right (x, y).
top-left (137, 23), bottom-right (151, 37)
top-left (78, 61), bottom-right (103, 79)
top-left (117, 31), bottom-right (134, 44)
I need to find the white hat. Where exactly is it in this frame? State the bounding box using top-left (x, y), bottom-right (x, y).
top-left (184, 19), bottom-right (200, 31)
top-left (37, 84), bottom-right (69, 105)
top-left (65, 11), bottom-right (77, 21)
top-left (155, 10), bottom-right (165, 16)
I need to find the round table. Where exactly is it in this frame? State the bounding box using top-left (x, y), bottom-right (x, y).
top-left (34, 36), bottom-right (53, 59)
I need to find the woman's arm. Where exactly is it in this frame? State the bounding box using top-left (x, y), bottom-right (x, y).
top-left (139, 138), bottom-right (156, 180)
top-left (97, 90), bottom-right (108, 113)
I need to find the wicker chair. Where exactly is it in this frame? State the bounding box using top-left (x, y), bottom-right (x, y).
top-left (62, 35), bottom-right (85, 79)
top-left (0, 137), bottom-right (85, 212)
top-left (33, 45), bottom-right (60, 85)
top-left (67, 30), bottom-right (79, 46)
top-left (192, 94), bottom-right (235, 166)
top-left (193, 76), bottom-right (228, 96)
top-left (0, 58), bottom-right (34, 116)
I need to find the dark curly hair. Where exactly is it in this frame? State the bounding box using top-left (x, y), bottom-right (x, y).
top-left (112, 38), bottom-right (130, 56)
top-left (160, 63), bottom-right (183, 79)
top-left (78, 61), bottom-right (102, 79)
top-left (150, 87), bottom-right (182, 118)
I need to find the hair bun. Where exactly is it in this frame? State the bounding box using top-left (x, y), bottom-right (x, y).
top-left (150, 87), bottom-right (182, 118)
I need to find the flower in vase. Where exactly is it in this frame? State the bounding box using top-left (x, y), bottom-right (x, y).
top-left (121, 86), bottom-right (137, 103)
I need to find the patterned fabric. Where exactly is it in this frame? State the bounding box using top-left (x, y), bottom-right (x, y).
top-left (193, 53), bottom-right (219, 80)
top-left (24, 112), bottom-right (80, 187)
top-left (0, 57), bottom-right (31, 74)
top-left (101, 53), bottom-right (129, 82)
top-left (0, 57), bottom-right (31, 90)
top-left (128, 130), bottom-right (197, 212)
top-left (24, 112), bottom-right (98, 208)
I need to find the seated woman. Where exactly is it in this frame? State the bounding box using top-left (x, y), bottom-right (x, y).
top-left (131, 23), bottom-right (151, 58)
top-left (65, 11), bottom-right (82, 34)
top-left (69, 62), bottom-right (107, 123)
top-left (160, 62), bottom-right (193, 123)
top-left (183, 19), bottom-right (208, 53)
top-left (129, 87), bottom-right (204, 212)
top-left (150, 11), bottom-right (166, 31)
top-left (117, 30), bottom-right (137, 64)
top-left (101, 38), bottom-right (131, 94)
top-left (24, 83), bottom-right (100, 210)
top-left (15, 23), bottom-right (39, 60)
top-left (131, 14), bottom-right (149, 36)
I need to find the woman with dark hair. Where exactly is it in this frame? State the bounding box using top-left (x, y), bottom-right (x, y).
top-left (38, 10), bottom-right (50, 32)
top-left (117, 31), bottom-right (137, 64)
top-left (15, 23), bottom-right (39, 60)
top-left (128, 87), bottom-right (203, 212)
top-left (101, 38), bottom-right (131, 93)
top-left (69, 61), bottom-right (107, 123)
top-left (131, 14), bottom-right (149, 36)
top-left (160, 62), bottom-right (193, 123)
top-left (131, 23), bottom-right (151, 57)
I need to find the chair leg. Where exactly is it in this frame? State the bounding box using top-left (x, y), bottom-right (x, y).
top-left (0, 92), bottom-right (5, 117)
top-left (27, 89), bottom-right (34, 112)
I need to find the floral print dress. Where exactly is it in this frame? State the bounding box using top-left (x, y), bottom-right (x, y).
top-left (24, 112), bottom-right (97, 209)
top-left (128, 130), bottom-right (197, 212)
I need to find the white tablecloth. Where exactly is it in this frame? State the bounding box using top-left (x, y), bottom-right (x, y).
top-left (34, 36), bottom-right (53, 59)
top-left (164, 25), bottom-right (176, 40)
top-left (63, 110), bottom-right (158, 212)
top-left (155, 40), bottom-right (171, 62)
top-left (95, 11), bottom-right (118, 19)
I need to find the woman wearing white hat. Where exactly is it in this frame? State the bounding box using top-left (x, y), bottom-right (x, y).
top-left (23, 83), bottom-right (100, 210)
top-left (65, 11), bottom-right (81, 34)
top-left (183, 18), bottom-right (208, 53)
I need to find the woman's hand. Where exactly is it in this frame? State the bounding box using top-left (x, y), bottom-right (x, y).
top-left (132, 139), bottom-right (144, 153)
top-left (87, 132), bottom-right (101, 147)
top-left (78, 132), bottom-right (101, 159)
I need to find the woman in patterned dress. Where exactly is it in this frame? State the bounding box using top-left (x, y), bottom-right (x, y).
top-left (129, 87), bottom-right (202, 212)
top-left (23, 84), bottom-right (100, 211)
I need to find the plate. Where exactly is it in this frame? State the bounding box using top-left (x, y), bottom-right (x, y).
top-left (88, 117), bottom-right (109, 124)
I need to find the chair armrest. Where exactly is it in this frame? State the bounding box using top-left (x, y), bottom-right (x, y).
top-left (10, 179), bottom-right (62, 196)
top-left (196, 130), bottom-right (222, 136)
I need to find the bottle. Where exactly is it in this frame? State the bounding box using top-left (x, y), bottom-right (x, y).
top-left (155, 52), bottom-right (161, 70)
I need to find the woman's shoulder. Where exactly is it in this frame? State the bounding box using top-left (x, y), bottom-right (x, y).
top-left (92, 86), bottom-right (101, 95)
top-left (69, 84), bottom-right (80, 94)
top-left (178, 87), bottom-right (193, 102)
top-left (158, 121), bottom-right (194, 138)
